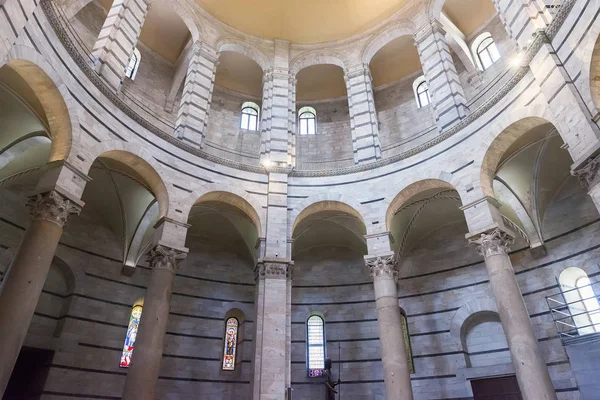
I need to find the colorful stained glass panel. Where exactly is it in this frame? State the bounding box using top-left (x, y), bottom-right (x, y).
top-left (307, 315), bottom-right (325, 377)
top-left (120, 305), bottom-right (142, 368)
top-left (222, 318), bottom-right (238, 371)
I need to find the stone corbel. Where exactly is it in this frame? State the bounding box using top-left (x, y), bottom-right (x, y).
top-left (26, 190), bottom-right (82, 228)
top-left (147, 244), bottom-right (187, 273)
top-left (365, 253), bottom-right (399, 283)
top-left (572, 153), bottom-right (600, 190)
top-left (467, 228), bottom-right (515, 258)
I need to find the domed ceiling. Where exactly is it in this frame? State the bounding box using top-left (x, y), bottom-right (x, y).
top-left (195, 0), bottom-right (410, 44)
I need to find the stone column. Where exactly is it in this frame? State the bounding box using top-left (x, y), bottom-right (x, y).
top-left (175, 41), bottom-right (218, 149)
top-left (1, 0), bottom-right (38, 60)
top-left (0, 190), bottom-right (81, 396)
top-left (122, 245), bottom-right (187, 400)
top-left (91, 0), bottom-right (152, 89)
top-left (344, 64), bottom-right (382, 165)
top-left (365, 254), bottom-right (413, 400)
top-left (414, 19), bottom-right (468, 132)
top-left (469, 229), bottom-right (557, 400)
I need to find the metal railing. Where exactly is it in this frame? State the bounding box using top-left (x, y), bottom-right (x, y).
top-left (546, 279), bottom-right (600, 341)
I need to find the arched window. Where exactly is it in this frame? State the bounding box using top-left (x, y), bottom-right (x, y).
top-left (241, 102), bottom-right (260, 131)
top-left (473, 33), bottom-right (500, 71)
top-left (120, 299), bottom-right (143, 368)
top-left (125, 48), bottom-right (141, 80)
top-left (298, 106), bottom-right (317, 135)
top-left (307, 315), bottom-right (325, 377)
top-left (412, 76), bottom-right (430, 108)
top-left (400, 311), bottom-right (415, 374)
top-left (557, 267), bottom-right (600, 336)
top-left (222, 317), bottom-right (239, 370)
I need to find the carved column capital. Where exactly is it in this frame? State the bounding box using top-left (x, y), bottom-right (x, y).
top-left (254, 259), bottom-right (293, 281)
top-left (469, 228), bottom-right (514, 258)
top-left (573, 154), bottom-right (600, 189)
top-left (365, 254), bottom-right (399, 283)
top-left (26, 190), bottom-right (81, 228)
top-left (147, 245), bottom-right (187, 273)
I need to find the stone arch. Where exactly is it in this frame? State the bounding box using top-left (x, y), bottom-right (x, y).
top-left (477, 107), bottom-right (566, 198)
top-left (215, 37), bottom-right (270, 72)
top-left (450, 297), bottom-right (498, 352)
top-left (290, 51), bottom-right (348, 78)
top-left (181, 184), bottom-right (264, 238)
top-left (84, 141), bottom-right (170, 219)
top-left (289, 193), bottom-right (367, 237)
top-left (580, 28), bottom-right (600, 120)
top-left (385, 178), bottom-right (463, 231)
top-left (361, 20), bottom-right (415, 65)
top-left (1, 46), bottom-right (82, 164)
top-left (426, 0), bottom-right (448, 22)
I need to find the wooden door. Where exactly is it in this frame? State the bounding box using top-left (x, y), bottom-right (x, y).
top-left (471, 375), bottom-right (523, 400)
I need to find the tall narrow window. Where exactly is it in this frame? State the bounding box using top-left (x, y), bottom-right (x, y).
top-left (125, 48), bottom-right (141, 80)
top-left (299, 107), bottom-right (317, 135)
top-left (222, 317), bottom-right (239, 370)
top-left (307, 315), bottom-right (325, 377)
top-left (120, 302), bottom-right (143, 368)
top-left (558, 267), bottom-right (600, 336)
top-left (473, 33), bottom-right (500, 70)
top-left (416, 81), bottom-right (430, 108)
top-left (241, 102), bottom-right (260, 131)
top-left (576, 276), bottom-right (600, 332)
top-left (400, 311), bottom-right (415, 374)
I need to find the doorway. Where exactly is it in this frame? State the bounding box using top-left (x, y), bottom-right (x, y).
top-left (471, 375), bottom-right (523, 400)
top-left (3, 347), bottom-right (54, 400)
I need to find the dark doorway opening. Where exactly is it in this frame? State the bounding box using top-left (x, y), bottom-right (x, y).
top-left (3, 347), bottom-right (54, 400)
top-left (471, 375), bottom-right (523, 400)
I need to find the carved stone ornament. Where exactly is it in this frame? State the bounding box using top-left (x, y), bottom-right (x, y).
top-left (365, 255), bottom-right (399, 283)
top-left (469, 229), bottom-right (514, 258)
top-left (573, 154), bottom-right (600, 189)
top-left (27, 190), bottom-right (81, 227)
top-left (254, 262), bottom-right (290, 281)
top-left (147, 245), bottom-right (187, 273)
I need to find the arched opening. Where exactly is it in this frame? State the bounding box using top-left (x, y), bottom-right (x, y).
top-left (558, 267), bottom-right (600, 336)
top-left (461, 311), bottom-right (511, 367)
top-left (306, 314), bottom-right (326, 377)
top-left (472, 32), bottom-right (501, 71)
top-left (221, 308), bottom-right (247, 375)
top-left (120, 297), bottom-right (144, 368)
top-left (590, 33), bottom-right (600, 116)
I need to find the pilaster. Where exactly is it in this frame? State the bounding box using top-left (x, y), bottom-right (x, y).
top-left (91, 0), bottom-right (152, 89)
top-left (175, 41), bottom-right (218, 149)
top-left (414, 19), bottom-right (469, 132)
top-left (491, 0), bottom-right (550, 50)
top-left (344, 64), bottom-right (382, 165)
top-left (573, 154), bottom-right (600, 214)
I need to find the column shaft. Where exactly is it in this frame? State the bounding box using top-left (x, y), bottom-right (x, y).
top-left (414, 20), bottom-right (468, 132)
top-left (472, 229), bottom-right (557, 400)
top-left (122, 245), bottom-right (186, 400)
top-left (345, 65), bottom-right (381, 165)
top-left (0, 191), bottom-right (80, 397)
top-left (366, 255), bottom-right (413, 400)
top-left (91, 0), bottom-right (151, 89)
top-left (175, 42), bottom-right (218, 149)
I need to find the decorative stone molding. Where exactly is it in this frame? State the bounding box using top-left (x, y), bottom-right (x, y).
top-left (27, 190), bottom-right (81, 227)
top-left (147, 245), bottom-right (187, 273)
top-left (254, 259), bottom-right (293, 281)
top-left (573, 154), bottom-right (600, 189)
top-left (365, 254), bottom-right (399, 283)
top-left (469, 229), bottom-right (515, 258)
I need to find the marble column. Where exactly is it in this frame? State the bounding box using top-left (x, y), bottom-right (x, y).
top-left (573, 154), bottom-right (600, 213)
top-left (365, 254), bottom-right (413, 400)
top-left (0, 190), bottom-right (81, 396)
top-left (122, 245), bottom-right (187, 400)
top-left (469, 229), bottom-right (557, 400)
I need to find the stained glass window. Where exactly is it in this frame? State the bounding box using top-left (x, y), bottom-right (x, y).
top-left (120, 304), bottom-right (142, 368)
top-left (401, 312), bottom-right (415, 374)
top-left (307, 315), bottom-right (325, 377)
top-left (222, 317), bottom-right (239, 370)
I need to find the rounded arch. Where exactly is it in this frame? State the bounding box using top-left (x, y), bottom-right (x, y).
top-left (385, 179), bottom-right (460, 231)
top-left (290, 51), bottom-right (347, 78)
top-left (216, 38), bottom-right (270, 72)
top-left (84, 141), bottom-right (170, 218)
top-left (450, 297), bottom-right (498, 352)
top-left (581, 28), bottom-right (600, 118)
top-left (361, 20), bottom-right (415, 65)
top-left (426, 0), bottom-right (448, 22)
top-left (182, 185), bottom-right (264, 238)
top-left (2, 46), bottom-right (82, 163)
top-left (290, 194), bottom-right (367, 237)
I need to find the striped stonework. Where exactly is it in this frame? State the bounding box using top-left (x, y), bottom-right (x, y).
top-left (174, 41), bottom-right (218, 149)
top-left (491, 0), bottom-right (550, 50)
top-left (288, 76), bottom-right (297, 167)
top-left (345, 65), bottom-right (382, 165)
top-left (91, 0), bottom-right (151, 89)
top-left (0, 0), bottom-right (39, 60)
top-left (414, 20), bottom-right (469, 132)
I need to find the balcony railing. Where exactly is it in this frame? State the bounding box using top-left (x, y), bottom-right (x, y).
top-left (546, 278), bottom-right (600, 342)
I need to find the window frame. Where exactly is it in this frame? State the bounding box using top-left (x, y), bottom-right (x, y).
top-left (298, 107), bottom-right (317, 135)
top-left (306, 315), bottom-right (326, 377)
top-left (119, 303), bottom-right (143, 368)
top-left (125, 48), bottom-right (141, 80)
top-left (475, 35), bottom-right (500, 71)
top-left (416, 81), bottom-right (431, 108)
top-left (240, 106), bottom-right (259, 131)
top-left (222, 317), bottom-right (240, 371)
